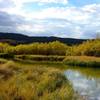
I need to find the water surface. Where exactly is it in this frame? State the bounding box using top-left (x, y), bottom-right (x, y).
top-left (64, 68), bottom-right (100, 100)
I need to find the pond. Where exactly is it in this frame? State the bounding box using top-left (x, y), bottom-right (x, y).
top-left (64, 67), bottom-right (100, 100)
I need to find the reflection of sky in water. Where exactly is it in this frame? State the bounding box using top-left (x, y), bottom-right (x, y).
top-left (64, 70), bottom-right (100, 100)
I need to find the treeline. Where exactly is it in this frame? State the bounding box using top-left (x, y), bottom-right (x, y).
top-left (0, 41), bottom-right (67, 56)
top-left (0, 39), bottom-right (100, 57)
top-left (66, 39), bottom-right (100, 57)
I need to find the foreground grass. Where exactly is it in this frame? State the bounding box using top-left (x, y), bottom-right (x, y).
top-left (64, 56), bottom-right (100, 67)
top-left (0, 61), bottom-right (74, 100)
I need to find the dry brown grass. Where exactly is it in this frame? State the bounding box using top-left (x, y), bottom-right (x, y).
top-left (64, 56), bottom-right (100, 67)
top-left (0, 61), bottom-right (74, 100)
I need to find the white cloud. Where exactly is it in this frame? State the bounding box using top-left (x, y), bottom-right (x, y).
top-left (12, 0), bottom-right (68, 4)
top-left (82, 4), bottom-right (100, 13)
top-left (17, 24), bottom-right (46, 33)
top-left (0, 0), bottom-right (68, 15)
top-left (0, 0), bottom-right (100, 38)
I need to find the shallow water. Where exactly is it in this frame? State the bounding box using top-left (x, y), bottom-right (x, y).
top-left (64, 68), bottom-right (100, 100)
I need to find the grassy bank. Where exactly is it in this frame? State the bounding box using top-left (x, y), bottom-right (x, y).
top-left (15, 55), bottom-right (65, 62)
top-left (0, 58), bottom-right (7, 64)
top-left (1, 55), bottom-right (100, 67)
top-left (64, 56), bottom-right (100, 67)
top-left (0, 61), bottom-right (74, 100)
top-left (15, 55), bottom-right (100, 67)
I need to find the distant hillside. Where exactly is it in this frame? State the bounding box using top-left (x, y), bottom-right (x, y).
top-left (0, 32), bottom-right (87, 45)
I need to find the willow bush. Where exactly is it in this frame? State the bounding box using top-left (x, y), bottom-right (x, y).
top-left (0, 39), bottom-right (100, 57)
top-left (1, 41), bottom-right (67, 56)
top-left (66, 39), bottom-right (100, 57)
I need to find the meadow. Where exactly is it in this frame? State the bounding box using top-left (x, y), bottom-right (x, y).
top-left (0, 60), bottom-right (76, 100)
top-left (0, 39), bottom-right (100, 99)
top-left (0, 39), bottom-right (100, 67)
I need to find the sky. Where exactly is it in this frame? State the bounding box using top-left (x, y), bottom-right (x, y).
top-left (0, 0), bottom-right (100, 39)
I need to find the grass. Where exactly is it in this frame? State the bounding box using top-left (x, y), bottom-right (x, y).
top-left (0, 54), bottom-right (100, 68)
top-left (1, 54), bottom-right (100, 68)
top-left (63, 56), bottom-right (100, 67)
top-left (0, 57), bottom-right (98, 99)
top-left (0, 58), bottom-right (7, 64)
top-left (0, 53), bottom-right (14, 59)
top-left (15, 55), bottom-right (65, 62)
top-left (0, 61), bottom-right (74, 100)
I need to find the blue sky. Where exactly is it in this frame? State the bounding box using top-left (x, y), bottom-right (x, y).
top-left (0, 0), bottom-right (100, 39)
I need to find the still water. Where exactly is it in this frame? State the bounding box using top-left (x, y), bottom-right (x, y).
top-left (64, 68), bottom-right (100, 100)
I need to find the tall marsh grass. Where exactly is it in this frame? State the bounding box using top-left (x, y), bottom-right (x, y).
top-left (0, 61), bottom-right (74, 100)
top-left (64, 56), bottom-right (100, 67)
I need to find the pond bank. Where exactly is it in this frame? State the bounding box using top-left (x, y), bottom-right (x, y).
top-left (64, 56), bottom-right (100, 67)
top-left (0, 56), bottom-right (100, 68)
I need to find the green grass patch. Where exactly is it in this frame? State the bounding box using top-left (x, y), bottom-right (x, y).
top-left (63, 56), bottom-right (100, 67)
top-left (15, 55), bottom-right (65, 62)
top-left (0, 58), bottom-right (8, 64)
top-left (0, 53), bottom-right (14, 59)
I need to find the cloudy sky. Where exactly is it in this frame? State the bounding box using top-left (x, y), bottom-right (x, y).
top-left (0, 0), bottom-right (100, 38)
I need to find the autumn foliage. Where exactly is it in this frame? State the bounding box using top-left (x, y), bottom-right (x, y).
top-left (0, 39), bottom-right (100, 57)
top-left (66, 39), bottom-right (100, 57)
